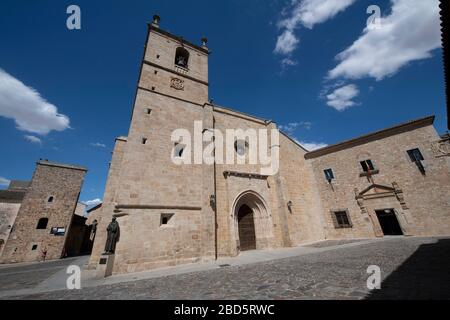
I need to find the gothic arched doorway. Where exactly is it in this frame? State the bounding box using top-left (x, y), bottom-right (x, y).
top-left (232, 190), bottom-right (274, 254)
top-left (237, 204), bottom-right (256, 251)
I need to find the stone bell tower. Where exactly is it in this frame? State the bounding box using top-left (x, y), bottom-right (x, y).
top-left (139, 15), bottom-right (210, 105)
top-left (88, 15), bottom-right (216, 274)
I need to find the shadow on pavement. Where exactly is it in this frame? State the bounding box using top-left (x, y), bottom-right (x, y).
top-left (365, 238), bottom-right (450, 300)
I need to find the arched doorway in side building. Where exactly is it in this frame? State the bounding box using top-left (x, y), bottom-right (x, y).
top-left (375, 209), bottom-right (403, 236)
top-left (237, 204), bottom-right (256, 251)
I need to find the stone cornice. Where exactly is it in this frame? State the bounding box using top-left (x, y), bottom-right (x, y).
top-left (223, 170), bottom-right (268, 179)
top-left (143, 60), bottom-right (209, 86)
top-left (37, 160), bottom-right (88, 172)
top-left (115, 204), bottom-right (202, 211)
top-left (212, 105), bottom-right (271, 125)
top-left (305, 116), bottom-right (435, 159)
top-left (148, 24), bottom-right (210, 55)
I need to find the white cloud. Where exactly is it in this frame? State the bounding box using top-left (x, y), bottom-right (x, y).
top-left (297, 140), bottom-right (328, 151)
top-left (275, 0), bottom-right (356, 57)
top-left (328, 0), bottom-right (441, 80)
top-left (24, 135), bottom-right (42, 144)
top-left (0, 69), bottom-right (70, 135)
top-left (279, 121), bottom-right (312, 135)
top-left (326, 84), bottom-right (359, 111)
top-left (281, 58), bottom-right (298, 67)
top-left (274, 30), bottom-right (300, 55)
top-left (0, 177), bottom-right (10, 187)
top-left (83, 198), bottom-right (102, 207)
top-left (280, 0), bottom-right (356, 30)
top-left (90, 142), bottom-right (106, 148)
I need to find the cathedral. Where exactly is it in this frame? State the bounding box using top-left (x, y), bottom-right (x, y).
top-left (88, 16), bottom-right (450, 275)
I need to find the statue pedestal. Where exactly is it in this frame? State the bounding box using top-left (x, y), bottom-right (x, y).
top-left (96, 254), bottom-right (115, 278)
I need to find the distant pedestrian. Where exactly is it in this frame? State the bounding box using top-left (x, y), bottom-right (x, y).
top-left (40, 247), bottom-right (48, 262)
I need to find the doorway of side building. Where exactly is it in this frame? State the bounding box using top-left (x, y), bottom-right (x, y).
top-left (375, 209), bottom-right (403, 236)
top-left (237, 204), bottom-right (256, 251)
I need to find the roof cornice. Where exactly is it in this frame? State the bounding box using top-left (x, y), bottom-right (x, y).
top-left (304, 116), bottom-right (435, 159)
top-left (147, 24), bottom-right (209, 55)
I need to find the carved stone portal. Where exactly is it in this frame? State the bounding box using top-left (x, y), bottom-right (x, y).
top-left (431, 138), bottom-right (450, 157)
top-left (354, 188), bottom-right (367, 214)
top-left (170, 77), bottom-right (185, 90)
top-left (355, 182), bottom-right (409, 213)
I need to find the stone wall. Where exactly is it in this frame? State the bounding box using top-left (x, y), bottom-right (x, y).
top-left (87, 21), bottom-right (450, 276)
top-left (278, 133), bottom-right (326, 245)
top-left (0, 202), bottom-right (21, 257)
top-left (307, 123), bottom-right (450, 240)
top-left (88, 25), bottom-right (215, 274)
top-left (0, 161), bottom-right (87, 263)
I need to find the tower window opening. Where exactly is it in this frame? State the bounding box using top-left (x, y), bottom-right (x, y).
top-left (142, 138), bottom-right (148, 145)
top-left (47, 196), bottom-right (54, 203)
top-left (234, 139), bottom-right (249, 156)
top-left (174, 143), bottom-right (185, 158)
top-left (407, 148), bottom-right (424, 162)
top-left (146, 108), bottom-right (152, 115)
top-left (175, 47), bottom-right (189, 68)
top-left (360, 159), bottom-right (375, 172)
top-left (407, 148), bottom-right (426, 175)
top-left (160, 213), bottom-right (174, 226)
top-left (324, 169), bottom-right (334, 182)
top-left (36, 218), bottom-right (49, 230)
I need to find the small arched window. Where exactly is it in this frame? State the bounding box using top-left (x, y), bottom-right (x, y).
top-left (174, 143), bottom-right (185, 158)
top-left (37, 218), bottom-right (49, 229)
top-left (48, 196), bottom-right (54, 203)
top-left (175, 47), bottom-right (189, 68)
top-left (234, 140), bottom-right (249, 156)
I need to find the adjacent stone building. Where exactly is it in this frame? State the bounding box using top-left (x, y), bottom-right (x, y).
top-left (88, 16), bottom-right (450, 275)
top-left (0, 161), bottom-right (88, 264)
top-left (0, 181), bottom-right (29, 256)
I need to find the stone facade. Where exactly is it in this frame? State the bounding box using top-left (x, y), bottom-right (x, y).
top-left (0, 161), bottom-right (87, 263)
top-left (0, 181), bottom-right (30, 256)
top-left (306, 119), bottom-right (450, 240)
top-left (88, 17), bottom-right (450, 275)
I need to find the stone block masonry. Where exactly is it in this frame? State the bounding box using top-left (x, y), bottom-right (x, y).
top-left (0, 161), bottom-right (87, 264)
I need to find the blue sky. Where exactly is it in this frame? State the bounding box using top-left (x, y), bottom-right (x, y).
top-left (0, 0), bottom-right (446, 207)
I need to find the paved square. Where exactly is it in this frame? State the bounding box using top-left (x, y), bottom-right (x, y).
top-left (1, 236), bottom-right (449, 299)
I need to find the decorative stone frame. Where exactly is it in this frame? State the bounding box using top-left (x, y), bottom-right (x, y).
top-left (230, 190), bottom-right (274, 255)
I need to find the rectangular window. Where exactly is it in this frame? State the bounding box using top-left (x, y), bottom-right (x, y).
top-left (360, 159), bottom-right (375, 172)
top-left (332, 210), bottom-right (352, 228)
top-left (160, 213), bottom-right (174, 226)
top-left (407, 148), bottom-right (424, 162)
top-left (146, 108), bottom-right (152, 115)
top-left (142, 138), bottom-right (147, 145)
top-left (324, 169), bottom-right (334, 181)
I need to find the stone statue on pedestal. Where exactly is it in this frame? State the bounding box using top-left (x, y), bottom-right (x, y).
top-left (103, 217), bottom-right (120, 254)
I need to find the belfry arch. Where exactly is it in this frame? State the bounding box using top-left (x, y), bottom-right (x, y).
top-left (231, 190), bottom-right (275, 254)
